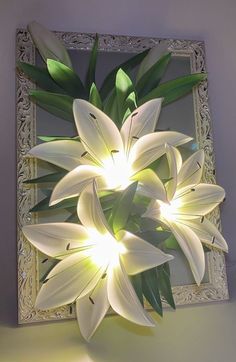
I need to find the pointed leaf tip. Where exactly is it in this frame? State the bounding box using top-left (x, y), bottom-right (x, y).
top-left (139, 73), bottom-right (207, 105)
top-left (47, 59), bottom-right (85, 98)
top-left (111, 181), bottom-right (138, 234)
top-left (29, 90), bottom-right (74, 122)
top-left (86, 34), bottom-right (99, 91)
top-left (89, 83), bottom-right (103, 109)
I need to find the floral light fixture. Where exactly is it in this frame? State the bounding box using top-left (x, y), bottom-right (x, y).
top-left (29, 98), bottom-right (191, 205)
top-left (19, 21), bottom-right (228, 340)
top-left (23, 181), bottom-right (173, 340)
top-left (143, 145), bottom-right (227, 285)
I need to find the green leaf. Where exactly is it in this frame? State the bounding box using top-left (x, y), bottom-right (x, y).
top-left (149, 229), bottom-right (171, 243)
top-left (41, 189), bottom-right (52, 197)
top-left (115, 69), bottom-right (134, 127)
top-left (47, 59), bottom-right (85, 98)
top-left (23, 172), bottom-right (66, 184)
top-left (104, 71), bottom-right (132, 126)
top-left (28, 21), bottom-right (72, 68)
top-left (136, 53), bottom-right (171, 99)
top-left (100, 48), bottom-right (149, 100)
top-left (100, 194), bottom-right (119, 215)
top-left (122, 108), bottom-right (132, 122)
top-left (165, 234), bottom-right (180, 250)
top-left (138, 230), bottom-right (170, 248)
top-left (148, 157), bottom-right (163, 172)
top-left (139, 73), bottom-right (207, 105)
top-left (122, 91), bottom-right (137, 122)
top-left (30, 195), bottom-right (78, 212)
top-left (66, 212), bottom-right (79, 223)
top-left (163, 262), bottom-right (170, 277)
top-left (125, 217), bottom-right (141, 234)
top-left (103, 88), bottom-right (118, 121)
top-left (99, 190), bottom-right (118, 200)
top-left (139, 218), bottom-right (159, 232)
top-left (131, 202), bottom-right (146, 216)
top-left (17, 62), bottom-right (63, 92)
top-left (164, 234), bottom-right (210, 253)
top-left (157, 264), bottom-right (175, 309)
top-left (38, 135), bottom-right (80, 142)
top-left (130, 274), bottom-right (143, 306)
top-left (99, 191), bottom-right (121, 220)
top-left (40, 259), bottom-right (59, 283)
top-left (86, 34), bottom-right (99, 91)
top-left (89, 83), bottom-right (103, 109)
top-left (30, 196), bottom-right (51, 212)
top-left (111, 181), bottom-right (138, 234)
top-left (29, 90), bottom-right (74, 122)
top-left (125, 91), bottom-right (137, 110)
top-left (133, 193), bottom-right (151, 208)
top-left (142, 269), bottom-right (162, 316)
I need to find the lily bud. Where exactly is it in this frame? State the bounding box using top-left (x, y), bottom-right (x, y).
top-left (136, 42), bottom-right (169, 82)
top-left (28, 21), bottom-right (72, 69)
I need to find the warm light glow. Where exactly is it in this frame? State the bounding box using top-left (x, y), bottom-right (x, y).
top-left (88, 230), bottom-right (126, 267)
top-left (160, 199), bottom-right (181, 221)
top-left (101, 152), bottom-right (133, 190)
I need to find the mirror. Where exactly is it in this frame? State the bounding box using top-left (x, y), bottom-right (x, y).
top-left (16, 29), bottom-right (228, 324)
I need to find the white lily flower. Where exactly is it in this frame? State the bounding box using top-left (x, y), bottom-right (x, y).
top-left (29, 98), bottom-right (192, 205)
top-left (23, 181), bottom-right (173, 340)
top-left (143, 145), bottom-right (227, 285)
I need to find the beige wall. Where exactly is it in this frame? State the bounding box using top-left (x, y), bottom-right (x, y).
top-left (0, 0), bottom-right (236, 361)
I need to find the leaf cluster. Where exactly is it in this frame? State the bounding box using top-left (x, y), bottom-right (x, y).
top-left (17, 26), bottom-right (206, 129)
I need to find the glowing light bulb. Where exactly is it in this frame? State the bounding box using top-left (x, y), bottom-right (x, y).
top-left (88, 230), bottom-right (126, 267)
top-left (160, 199), bottom-right (181, 221)
top-left (101, 152), bottom-right (132, 190)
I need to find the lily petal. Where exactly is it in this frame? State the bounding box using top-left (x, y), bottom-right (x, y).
top-left (77, 181), bottom-right (110, 234)
top-left (180, 218), bottom-right (228, 252)
top-left (108, 260), bottom-right (155, 326)
top-left (175, 184), bottom-right (225, 218)
top-left (29, 140), bottom-right (86, 171)
top-left (142, 200), bottom-right (161, 221)
top-left (165, 144), bottom-right (182, 200)
top-left (129, 131), bottom-right (192, 173)
top-left (132, 169), bottom-right (167, 202)
top-left (35, 251), bottom-right (106, 310)
top-left (118, 230), bottom-right (173, 275)
top-left (177, 149), bottom-right (204, 189)
top-left (76, 277), bottom-right (110, 341)
top-left (169, 221), bottom-right (205, 285)
top-left (73, 99), bottom-right (123, 165)
top-left (121, 98), bottom-right (163, 154)
top-left (50, 165), bottom-right (102, 206)
top-left (23, 223), bottom-right (90, 259)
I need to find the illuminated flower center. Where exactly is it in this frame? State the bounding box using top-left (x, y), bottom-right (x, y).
top-left (159, 199), bottom-right (181, 221)
top-left (101, 152), bottom-right (132, 190)
top-left (88, 230), bottom-right (126, 267)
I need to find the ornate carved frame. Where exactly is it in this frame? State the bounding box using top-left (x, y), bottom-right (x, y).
top-left (16, 29), bottom-right (229, 324)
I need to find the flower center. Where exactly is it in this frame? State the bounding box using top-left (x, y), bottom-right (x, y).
top-left (88, 231), bottom-right (126, 267)
top-left (101, 152), bottom-right (132, 190)
top-left (159, 199), bottom-right (181, 221)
